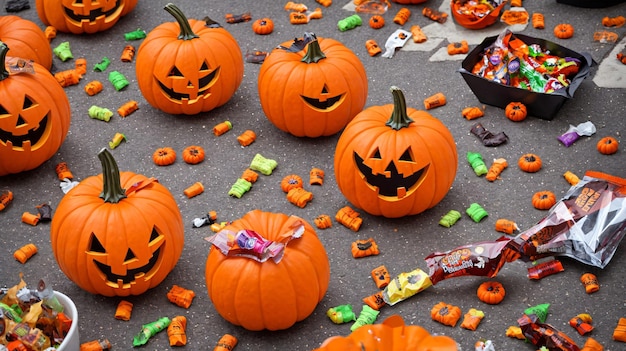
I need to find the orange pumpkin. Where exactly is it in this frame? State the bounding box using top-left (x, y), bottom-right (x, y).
top-left (281, 174), bottom-right (304, 193)
top-left (50, 149), bottom-right (185, 296)
top-left (518, 153), bottom-right (542, 173)
top-left (596, 136), bottom-right (619, 155)
top-left (0, 42), bottom-right (71, 176)
top-left (369, 15), bottom-right (385, 29)
top-left (505, 101), bottom-right (527, 122)
top-left (252, 18), bottom-right (274, 35)
top-left (554, 23), bottom-right (575, 39)
top-left (152, 147), bottom-right (177, 166)
top-left (334, 86), bottom-right (457, 218)
top-left (182, 145), bottom-right (205, 164)
top-left (314, 314), bottom-right (459, 351)
top-left (532, 190), bottom-right (556, 210)
top-left (36, 0), bottom-right (138, 34)
top-left (477, 281), bottom-right (506, 304)
top-left (0, 16), bottom-right (52, 70)
top-left (258, 32), bottom-right (368, 138)
top-left (136, 3), bottom-right (244, 115)
top-left (205, 210), bottom-right (330, 331)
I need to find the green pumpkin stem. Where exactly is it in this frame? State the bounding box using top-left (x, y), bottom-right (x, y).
top-left (386, 86), bottom-right (414, 130)
top-left (0, 42), bottom-right (10, 81)
top-left (164, 3), bottom-right (199, 40)
top-left (301, 39), bottom-right (326, 63)
top-left (98, 148), bottom-right (127, 203)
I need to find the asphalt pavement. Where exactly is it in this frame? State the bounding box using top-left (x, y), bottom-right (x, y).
top-left (1, 0), bottom-right (626, 350)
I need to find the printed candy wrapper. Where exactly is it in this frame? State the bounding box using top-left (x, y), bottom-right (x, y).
top-left (381, 29), bottom-right (411, 59)
top-left (206, 220), bottom-right (305, 263)
top-left (518, 313), bottom-right (579, 350)
top-left (557, 121), bottom-right (596, 147)
top-left (506, 170), bottom-right (626, 268)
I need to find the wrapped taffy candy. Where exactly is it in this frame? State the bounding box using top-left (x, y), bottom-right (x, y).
top-left (518, 313), bottom-right (580, 350)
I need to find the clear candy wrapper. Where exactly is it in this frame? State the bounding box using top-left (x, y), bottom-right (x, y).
top-left (206, 220), bottom-right (305, 263)
top-left (557, 121), bottom-right (596, 147)
top-left (381, 29), bottom-right (412, 59)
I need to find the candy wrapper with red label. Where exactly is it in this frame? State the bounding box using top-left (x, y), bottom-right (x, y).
top-left (506, 170), bottom-right (626, 268)
top-left (426, 236), bottom-right (520, 285)
top-left (517, 313), bottom-right (580, 350)
top-left (205, 219), bottom-right (305, 263)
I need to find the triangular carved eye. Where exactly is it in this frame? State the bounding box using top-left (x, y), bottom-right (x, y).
top-left (88, 233), bottom-right (106, 253)
top-left (168, 66), bottom-right (183, 77)
top-left (200, 61), bottom-right (209, 71)
top-left (16, 116), bottom-right (27, 128)
top-left (0, 104), bottom-right (6, 115)
top-left (23, 95), bottom-right (34, 109)
top-left (321, 84), bottom-right (329, 94)
top-left (399, 147), bottom-right (414, 162)
top-left (371, 148), bottom-right (382, 159)
top-left (149, 228), bottom-right (160, 243)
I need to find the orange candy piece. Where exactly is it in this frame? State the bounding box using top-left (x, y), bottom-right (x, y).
top-left (167, 285), bottom-right (196, 309)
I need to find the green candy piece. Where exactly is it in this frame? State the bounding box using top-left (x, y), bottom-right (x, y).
top-left (524, 303), bottom-right (550, 323)
top-left (338, 14), bottom-right (362, 32)
top-left (228, 178), bottom-right (252, 198)
top-left (439, 210), bottom-right (461, 228)
top-left (53, 41), bottom-right (73, 61)
top-left (350, 305), bottom-right (379, 331)
top-left (467, 152), bottom-right (488, 176)
top-left (88, 105), bottom-right (113, 122)
top-left (133, 316), bottom-right (171, 347)
top-left (250, 153), bottom-right (277, 175)
top-left (109, 71), bottom-right (129, 91)
top-left (327, 304), bottom-right (356, 324)
top-left (94, 57), bottom-right (111, 72)
top-left (466, 203), bottom-right (488, 223)
top-left (125, 28), bottom-right (147, 41)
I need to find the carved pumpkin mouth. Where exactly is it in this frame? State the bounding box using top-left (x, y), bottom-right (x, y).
top-left (0, 114), bottom-right (49, 150)
top-left (300, 84), bottom-right (345, 112)
top-left (156, 66), bottom-right (220, 104)
top-left (88, 227), bottom-right (164, 288)
top-left (354, 152), bottom-right (428, 200)
top-left (63, 0), bottom-right (123, 22)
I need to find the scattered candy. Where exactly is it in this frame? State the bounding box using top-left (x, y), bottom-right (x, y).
top-left (365, 39), bottom-right (382, 56)
top-left (382, 268), bottom-right (432, 306)
top-left (524, 303), bottom-right (550, 323)
top-left (120, 44), bottom-right (135, 62)
top-left (475, 339), bottom-right (495, 351)
top-left (563, 171), bottom-right (580, 186)
top-left (351, 238), bottom-right (379, 258)
top-left (580, 273), bottom-right (599, 294)
top-left (613, 317), bottom-right (626, 342)
top-left (167, 285), bottom-right (196, 309)
top-left (431, 301), bottom-right (462, 327)
top-left (370, 265), bottom-right (390, 289)
top-left (237, 130), bottom-right (256, 146)
top-left (35, 204), bottom-right (52, 222)
top-left (338, 14), bottom-right (362, 31)
top-left (89, 105), bottom-right (113, 122)
top-left (114, 300), bottom-right (133, 321)
top-left (327, 304), bottom-right (356, 324)
top-left (287, 187), bottom-right (313, 208)
top-left (527, 259), bottom-right (564, 280)
top-left (557, 121), bottom-right (596, 147)
top-left (118, 100), bottom-right (139, 117)
top-left (462, 106), bottom-right (484, 120)
top-left (410, 25), bottom-right (427, 43)
top-left (335, 206), bottom-right (362, 232)
top-left (108, 70), bottom-right (129, 91)
top-left (228, 178), bottom-right (252, 198)
top-left (184, 182), bottom-right (204, 198)
top-left (351, 305), bottom-right (379, 331)
top-left (93, 57), bottom-right (111, 72)
top-left (393, 7), bottom-right (411, 25)
top-left (109, 132), bottom-right (126, 149)
top-left (214, 334), bottom-right (238, 351)
top-left (192, 210), bottom-right (218, 228)
top-left (309, 167), bottom-right (324, 186)
top-left (495, 218), bottom-right (518, 234)
top-left (21, 211), bottom-right (40, 226)
top-left (44, 26), bottom-right (57, 41)
top-left (75, 57), bottom-right (87, 75)
top-left (313, 214), bottom-right (332, 229)
top-left (486, 158), bottom-right (508, 181)
top-left (439, 210), bottom-right (461, 228)
top-left (466, 203), bottom-right (488, 223)
top-left (167, 316), bottom-right (187, 346)
top-left (56, 162), bottom-right (74, 181)
top-left (54, 69), bottom-right (82, 87)
top-left (569, 313), bottom-right (593, 336)
top-left (133, 317), bottom-right (171, 347)
top-left (471, 122), bottom-right (509, 146)
top-left (240, 169), bottom-right (258, 183)
top-left (423, 7), bottom-right (448, 23)
top-left (250, 153), bottom-right (277, 175)
top-left (467, 151), bottom-right (488, 176)
top-left (245, 50), bottom-right (268, 64)
top-left (80, 339), bottom-right (112, 350)
top-left (53, 41), bottom-right (73, 61)
top-left (461, 308), bottom-right (485, 331)
top-left (381, 29), bottom-right (411, 59)
top-left (225, 12), bottom-right (252, 23)
top-left (505, 325), bottom-right (525, 339)
top-left (14, 243), bottom-right (37, 264)
top-left (213, 121), bottom-right (232, 136)
top-left (517, 313), bottom-right (579, 350)
top-left (85, 80), bottom-right (104, 96)
top-left (0, 190), bottom-right (13, 211)
top-left (124, 28), bottom-right (146, 40)
top-left (448, 40), bottom-right (469, 55)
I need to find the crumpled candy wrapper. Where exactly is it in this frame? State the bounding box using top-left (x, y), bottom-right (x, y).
top-left (557, 121), bottom-right (596, 147)
top-left (382, 29), bottom-right (412, 59)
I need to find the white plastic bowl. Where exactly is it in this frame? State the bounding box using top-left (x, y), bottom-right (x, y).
top-left (54, 291), bottom-right (80, 351)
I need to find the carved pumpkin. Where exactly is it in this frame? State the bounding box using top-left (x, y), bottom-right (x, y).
top-left (0, 16), bottom-right (52, 70)
top-left (205, 210), bottom-right (330, 331)
top-left (50, 149), bottom-right (184, 296)
top-left (36, 0), bottom-right (138, 34)
top-left (334, 86), bottom-right (457, 218)
top-left (477, 281), bottom-right (506, 304)
top-left (136, 3), bottom-right (244, 115)
top-left (258, 32), bottom-right (368, 138)
top-left (314, 315), bottom-right (459, 351)
top-left (0, 42), bottom-right (71, 176)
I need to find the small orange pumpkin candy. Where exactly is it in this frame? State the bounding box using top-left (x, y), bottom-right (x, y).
top-left (532, 190), bottom-right (557, 210)
top-left (477, 281), bottom-right (506, 304)
top-left (369, 15), bottom-right (385, 29)
top-left (505, 101), bottom-right (527, 122)
top-left (518, 153), bottom-right (542, 173)
top-left (431, 301), bottom-right (462, 327)
top-left (152, 147), bottom-right (176, 166)
top-left (597, 136), bottom-right (619, 155)
top-left (182, 145), bottom-right (205, 165)
top-left (252, 18), bottom-right (274, 35)
top-left (554, 23), bottom-right (574, 39)
top-left (281, 174), bottom-right (304, 193)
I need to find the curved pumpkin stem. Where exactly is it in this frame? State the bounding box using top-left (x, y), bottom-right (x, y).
top-left (98, 148), bottom-right (127, 203)
top-left (164, 3), bottom-right (199, 40)
top-left (0, 41), bottom-right (10, 81)
top-left (301, 38), bottom-right (326, 64)
top-left (386, 86), bottom-right (414, 130)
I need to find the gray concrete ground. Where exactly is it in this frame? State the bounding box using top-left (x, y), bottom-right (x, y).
top-left (2, 0), bottom-right (626, 350)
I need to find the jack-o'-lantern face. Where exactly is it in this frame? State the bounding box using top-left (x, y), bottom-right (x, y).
top-left (0, 94), bottom-right (50, 152)
top-left (86, 226), bottom-right (165, 291)
top-left (354, 145), bottom-right (429, 200)
top-left (61, 0), bottom-right (125, 30)
top-left (301, 84), bottom-right (345, 112)
top-left (155, 60), bottom-right (220, 105)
